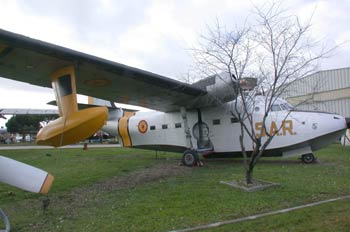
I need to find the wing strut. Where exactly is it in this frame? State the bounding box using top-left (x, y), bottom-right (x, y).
top-left (180, 107), bottom-right (193, 149)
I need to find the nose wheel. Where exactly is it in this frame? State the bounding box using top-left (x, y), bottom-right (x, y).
top-left (182, 150), bottom-right (199, 167)
top-left (301, 153), bottom-right (316, 164)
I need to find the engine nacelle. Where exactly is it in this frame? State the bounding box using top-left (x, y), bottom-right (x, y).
top-left (192, 73), bottom-right (257, 106)
top-left (102, 108), bottom-right (124, 136)
top-left (206, 73), bottom-right (239, 103)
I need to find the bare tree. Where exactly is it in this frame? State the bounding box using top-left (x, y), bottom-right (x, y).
top-left (193, 2), bottom-right (333, 184)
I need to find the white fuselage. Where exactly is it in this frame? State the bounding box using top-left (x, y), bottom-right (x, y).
top-left (103, 98), bottom-right (347, 157)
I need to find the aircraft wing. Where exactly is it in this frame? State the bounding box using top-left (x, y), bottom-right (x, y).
top-left (0, 29), bottom-right (206, 112)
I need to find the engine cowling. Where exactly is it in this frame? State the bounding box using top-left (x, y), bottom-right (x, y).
top-left (192, 72), bottom-right (257, 106)
top-left (206, 73), bottom-right (239, 103)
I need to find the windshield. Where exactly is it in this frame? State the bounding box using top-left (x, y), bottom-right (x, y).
top-left (271, 99), bottom-right (294, 111)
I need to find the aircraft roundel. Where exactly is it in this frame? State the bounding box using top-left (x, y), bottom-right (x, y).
top-left (138, 120), bottom-right (148, 134)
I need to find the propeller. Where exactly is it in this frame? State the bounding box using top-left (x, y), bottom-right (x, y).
top-left (0, 156), bottom-right (54, 194)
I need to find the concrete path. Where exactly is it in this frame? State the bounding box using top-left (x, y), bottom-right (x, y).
top-left (171, 195), bottom-right (350, 232)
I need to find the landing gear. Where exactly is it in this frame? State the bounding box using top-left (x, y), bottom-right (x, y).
top-left (301, 153), bottom-right (316, 164)
top-left (182, 150), bottom-right (199, 167)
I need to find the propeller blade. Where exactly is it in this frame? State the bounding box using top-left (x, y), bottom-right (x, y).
top-left (0, 156), bottom-right (54, 194)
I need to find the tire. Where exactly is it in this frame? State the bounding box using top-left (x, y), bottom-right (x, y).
top-left (182, 150), bottom-right (199, 167)
top-left (301, 153), bottom-right (315, 164)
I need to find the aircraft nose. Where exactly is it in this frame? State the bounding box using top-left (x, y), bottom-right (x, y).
top-left (307, 113), bottom-right (347, 150)
top-left (312, 113), bottom-right (347, 134)
top-left (332, 114), bottom-right (347, 130)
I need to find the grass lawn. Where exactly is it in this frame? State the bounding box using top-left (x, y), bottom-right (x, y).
top-left (0, 144), bottom-right (349, 231)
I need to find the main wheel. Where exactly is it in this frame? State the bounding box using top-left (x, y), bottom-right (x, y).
top-left (301, 153), bottom-right (315, 164)
top-left (182, 150), bottom-right (199, 167)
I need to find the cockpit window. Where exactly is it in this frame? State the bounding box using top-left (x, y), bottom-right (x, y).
top-left (271, 104), bottom-right (282, 111)
top-left (280, 104), bottom-right (288, 110)
top-left (281, 103), bottom-right (293, 110)
top-left (239, 96), bottom-right (294, 113)
top-left (271, 101), bottom-right (294, 112)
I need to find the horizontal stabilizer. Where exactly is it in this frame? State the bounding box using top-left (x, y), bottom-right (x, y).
top-left (0, 108), bottom-right (58, 115)
top-left (47, 101), bottom-right (138, 113)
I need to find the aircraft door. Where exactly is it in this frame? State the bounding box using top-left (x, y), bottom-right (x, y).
top-left (192, 109), bottom-right (214, 152)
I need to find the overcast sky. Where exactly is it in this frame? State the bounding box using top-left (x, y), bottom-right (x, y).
top-left (0, 0), bottom-right (349, 127)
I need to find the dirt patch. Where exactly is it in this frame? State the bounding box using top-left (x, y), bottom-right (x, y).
top-left (3, 159), bottom-right (192, 230)
top-left (49, 160), bottom-right (191, 217)
top-left (77, 161), bottom-right (191, 192)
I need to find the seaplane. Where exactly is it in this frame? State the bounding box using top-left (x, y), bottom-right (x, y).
top-left (0, 29), bottom-right (347, 199)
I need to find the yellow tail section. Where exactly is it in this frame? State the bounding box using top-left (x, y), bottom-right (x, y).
top-left (36, 66), bottom-right (108, 147)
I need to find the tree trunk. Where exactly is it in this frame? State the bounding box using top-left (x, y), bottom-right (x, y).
top-left (245, 166), bottom-right (254, 184)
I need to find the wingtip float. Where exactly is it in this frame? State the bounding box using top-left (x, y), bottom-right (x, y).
top-left (36, 66), bottom-right (108, 147)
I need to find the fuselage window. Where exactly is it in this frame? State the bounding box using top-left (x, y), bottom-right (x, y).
top-left (231, 117), bottom-right (239, 123)
top-left (162, 124), bottom-right (168, 129)
top-left (175, 122), bottom-right (182, 128)
top-left (213, 119), bottom-right (221, 125)
top-left (150, 125), bottom-right (156, 130)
